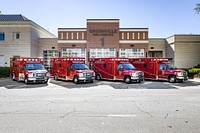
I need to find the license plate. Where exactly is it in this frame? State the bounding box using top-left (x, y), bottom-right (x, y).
top-left (37, 73), bottom-right (44, 77)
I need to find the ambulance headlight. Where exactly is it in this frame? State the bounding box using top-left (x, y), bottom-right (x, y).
top-left (28, 72), bottom-right (34, 77)
top-left (79, 73), bottom-right (84, 77)
top-left (177, 72), bottom-right (183, 76)
top-left (132, 73), bottom-right (137, 77)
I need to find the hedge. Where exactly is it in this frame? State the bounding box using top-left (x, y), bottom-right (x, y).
top-left (0, 67), bottom-right (10, 78)
top-left (188, 68), bottom-right (200, 74)
top-left (188, 68), bottom-right (200, 78)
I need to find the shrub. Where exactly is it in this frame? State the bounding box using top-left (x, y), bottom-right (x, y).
top-left (194, 64), bottom-right (200, 68)
top-left (0, 67), bottom-right (10, 78)
top-left (188, 68), bottom-right (200, 78)
top-left (188, 68), bottom-right (200, 74)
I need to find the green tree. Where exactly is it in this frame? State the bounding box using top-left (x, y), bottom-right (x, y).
top-left (194, 3), bottom-right (200, 14)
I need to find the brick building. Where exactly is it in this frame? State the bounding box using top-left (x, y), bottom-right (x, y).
top-left (1, 15), bottom-right (199, 69)
top-left (58, 19), bottom-right (148, 62)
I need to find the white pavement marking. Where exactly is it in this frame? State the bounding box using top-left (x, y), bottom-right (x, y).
top-left (107, 114), bottom-right (137, 117)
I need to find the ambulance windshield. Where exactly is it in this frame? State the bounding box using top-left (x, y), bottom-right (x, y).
top-left (123, 63), bottom-right (136, 70)
top-left (73, 63), bottom-right (89, 70)
top-left (167, 63), bottom-right (177, 70)
top-left (26, 63), bottom-right (45, 70)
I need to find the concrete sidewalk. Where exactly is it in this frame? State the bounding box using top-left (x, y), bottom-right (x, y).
top-left (189, 78), bottom-right (200, 82)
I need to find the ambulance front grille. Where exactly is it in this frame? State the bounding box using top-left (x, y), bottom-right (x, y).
top-left (138, 72), bottom-right (143, 76)
top-left (36, 73), bottom-right (46, 78)
top-left (83, 72), bottom-right (93, 77)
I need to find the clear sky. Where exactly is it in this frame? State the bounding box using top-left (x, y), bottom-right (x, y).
top-left (1, 0), bottom-right (200, 37)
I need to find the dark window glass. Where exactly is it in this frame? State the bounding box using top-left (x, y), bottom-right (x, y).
top-left (160, 64), bottom-right (166, 70)
top-left (0, 33), bottom-right (5, 41)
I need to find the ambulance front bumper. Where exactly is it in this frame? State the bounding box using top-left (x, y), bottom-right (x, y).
top-left (27, 77), bottom-right (49, 83)
top-left (131, 76), bottom-right (144, 82)
top-left (176, 76), bottom-right (188, 81)
top-left (78, 76), bottom-right (94, 82)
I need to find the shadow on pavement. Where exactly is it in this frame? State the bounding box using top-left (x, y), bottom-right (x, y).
top-left (49, 78), bottom-right (200, 89)
top-left (0, 78), bottom-right (48, 89)
top-left (0, 78), bottom-right (199, 90)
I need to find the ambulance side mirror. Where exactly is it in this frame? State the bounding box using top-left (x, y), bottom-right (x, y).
top-left (160, 64), bottom-right (167, 70)
top-left (118, 67), bottom-right (124, 71)
top-left (20, 67), bottom-right (24, 71)
top-left (69, 66), bottom-right (74, 70)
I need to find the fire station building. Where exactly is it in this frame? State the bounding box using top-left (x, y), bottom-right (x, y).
top-left (1, 14), bottom-right (200, 69)
top-left (58, 19), bottom-right (148, 61)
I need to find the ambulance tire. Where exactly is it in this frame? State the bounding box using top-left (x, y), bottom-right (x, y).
top-left (43, 80), bottom-right (48, 84)
top-left (54, 74), bottom-right (58, 80)
top-left (73, 76), bottom-right (79, 84)
top-left (24, 78), bottom-right (29, 84)
top-left (124, 76), bottom-right (131, 84)
top-left (96, 74), bottom-right (101, 80)
top-left (169, 76), bottom-right (176, 83)
top-left (12, 73), bottom-right (15, 81)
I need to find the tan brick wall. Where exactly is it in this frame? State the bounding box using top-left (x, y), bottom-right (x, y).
top-left (87, 21), bottom-right (120, 51)
top-left (0, 21), bottom-right (56, 67)
top-left (39, 38), bottom-right (58, 57)
top-left (166, 35), bottom-right (200, 68)
top-left (175, 43), bottom-right (200, 68)
top-left (148, 38), bottom-right (166, 57)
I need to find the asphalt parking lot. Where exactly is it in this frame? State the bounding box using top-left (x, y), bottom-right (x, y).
top-left (0, 78), bottom-right (200, 133)
top-left (0, 78), bottom-right (200, 90)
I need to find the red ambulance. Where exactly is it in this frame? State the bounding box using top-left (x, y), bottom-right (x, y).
top-left (50, 57), bottom-right (95, 84)
top-left (90, 58), bottom-right (144, 83)
top-left (129, 58), bottom-right (188, 83)
top-left (10, 57), bottom-right (49, 84)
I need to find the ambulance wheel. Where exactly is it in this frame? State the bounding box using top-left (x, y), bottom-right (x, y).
top-left (73, 76), bottom-right (79, 84)
top-left (96, 74), bottom-right (101, 80)
top-left (169, 76), bottom-right (176, 83)
top-left (124, 76), bottom-right (131, 84)
top-left (12, 73), bottom-right (15, 81)
top-left (24, 78), bottom-right (29, 84)
top-left (54, 74), bottom-right (58, 80)
top-left (43, 80), bottom-right (48, 84)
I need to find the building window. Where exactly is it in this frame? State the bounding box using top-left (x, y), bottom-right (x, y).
top-left (119, 48), bottom-right (145, 58)
top-left (62, 48), bottom-right (86, 58)
top-left (13, 32), bottom-right (20, 40)
top-left (61, 33), bottom-right (63, 39)
top-left (71, 32), bottom-right (74, 39)
top-left (143, 33), bottom-right (145, 39)
top-left (77, 32), bottom-right (79, 40)
top-left (0, 32), bottom-right (5, 41)
top-left (132, 33), bottom-right (135, 39)
top-left (43, 50), bottom-right (59, 70)
top-left (122, 32), bottom-right (124, 40)
top-left (66, 33), bottom-right (68, 39)
top-left (138, 33), bottom-right (140, 39)
top-left (90, 48), bottom-right (116, 58)
top-left (127, 33), bottom-right (129, 40)
top-left (148, 51), bottom-right (163, 57)
top-left (82, 32), bottom-right (84, 40)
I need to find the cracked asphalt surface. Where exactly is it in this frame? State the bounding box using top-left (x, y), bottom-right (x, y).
top-left (0, 78), bottom-right (200, 133)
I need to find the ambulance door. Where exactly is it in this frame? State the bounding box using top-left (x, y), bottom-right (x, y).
top-left (143, 62), bottom-right (156, 79)
top-left (158, 63), bottom-right (168, 79)
top-left (68, 64), bottom-right (75, 80)
top-left (116, 64), bottom-right (124, 80)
